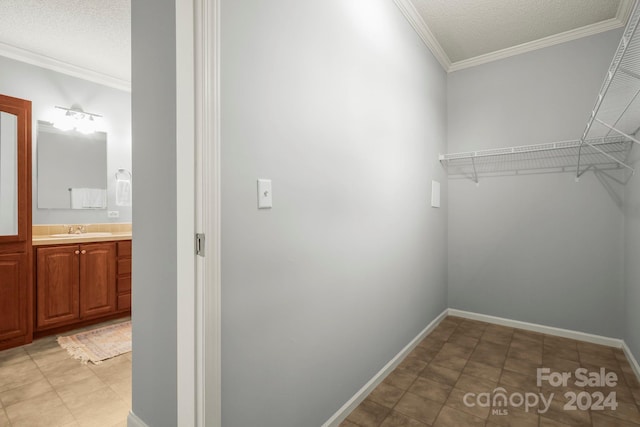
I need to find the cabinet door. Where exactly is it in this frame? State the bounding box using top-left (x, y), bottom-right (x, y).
top-left (79, 243), bottom-right (116, 319)
top-left (36, 246), bottom-right (80, 329)
top-left (0, 95), bottom-right (32, 348)
top-left (0, 253), bottom-right (28, 342)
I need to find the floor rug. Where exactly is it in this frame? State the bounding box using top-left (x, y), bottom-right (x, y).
top-left (58, 321), bottom-right (131, 364)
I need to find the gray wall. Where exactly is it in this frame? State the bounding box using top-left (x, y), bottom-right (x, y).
top-left (447, 30), bottom-right (626, 337)
top-left (131, 0), bottom-right (177, 425)
top-left (0, 55), bottom-right (131, 224)
top-left (221, 0), bottom-right (447, 425)
top-left (625, 148), bottom-right (640, 360)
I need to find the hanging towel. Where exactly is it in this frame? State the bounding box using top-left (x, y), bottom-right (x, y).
top-left (70, 188), bottom-right (106, 209)
top-left (70, 188), bottom-right (85, 209)
top-left (116, 178), bottom-right (132, 207)
top-left (83, 188), bottom-right (107, 208)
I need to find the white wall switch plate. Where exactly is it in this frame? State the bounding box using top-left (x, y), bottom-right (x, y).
top-left (431, 180), bottom-right (440, 208)
top-left (257, 179), bottom-right (272, 209)
top-left (108, 210), bottom-right (120, 218)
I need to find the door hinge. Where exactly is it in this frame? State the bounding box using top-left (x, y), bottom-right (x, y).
top-left (195, 233), bottom-right (205, 257)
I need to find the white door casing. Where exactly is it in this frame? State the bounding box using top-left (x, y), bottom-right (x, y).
top-left (176, 0), bottom-right (221, 426)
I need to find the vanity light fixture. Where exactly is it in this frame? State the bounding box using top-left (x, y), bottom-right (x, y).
top-left (53, 105), bottom-right (103, 134)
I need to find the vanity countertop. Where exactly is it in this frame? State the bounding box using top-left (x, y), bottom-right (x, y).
top-left (32, 232), bottom-right (132, 246)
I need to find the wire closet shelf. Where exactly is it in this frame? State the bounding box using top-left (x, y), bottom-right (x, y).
top-left (440, 0), bottom-right (640, 183)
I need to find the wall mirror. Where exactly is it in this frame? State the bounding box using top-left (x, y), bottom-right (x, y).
top-left (0, 111), bottom-right (18, 234)
top-left (37, 121), bottom-right (107, 209)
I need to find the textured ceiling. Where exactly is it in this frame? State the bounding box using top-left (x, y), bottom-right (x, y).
top-left (0, 0), bottom-right (130, 83)
top-left (411, 0), bottom-right (622, 63)
top-left (0, 0), bottom-right (628, 83)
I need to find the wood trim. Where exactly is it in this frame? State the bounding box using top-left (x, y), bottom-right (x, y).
top-left (117, 240), bottom-right (132, 257)
top-left (0, 94), bottom-right (32, 350)
top-left (0, 94), bottom-right (31, 245)
top-left (0, 334), bottom-right (32, 351)
top-left (117, 258), bottom-right (132, 275)
top-left (117, 292), bottom-right (131, 311)
top-left (0, 242), bottom-right (30, 254)
top-left (117, 276), bottom-right (131, 293)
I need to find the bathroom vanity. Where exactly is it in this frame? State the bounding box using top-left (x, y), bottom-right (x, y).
top-left (32, 227), bottom-right (131, 337)
top-left (0, 91), bottom-right (132, 350)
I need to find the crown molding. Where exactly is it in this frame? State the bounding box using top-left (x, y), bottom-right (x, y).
top-left (0, 41), bottom-right (131, 92)
top-left (449, 17), bottom-right (627, 72)
top-left (617, 0), bottom-right (635, 24)
top-left (392, 0), bottom-right (451, 71)
top-left (395, 0), bottom-right (632, 73)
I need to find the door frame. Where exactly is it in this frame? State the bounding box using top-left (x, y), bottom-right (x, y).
top-left (176, 0), bottom-right (221, 426)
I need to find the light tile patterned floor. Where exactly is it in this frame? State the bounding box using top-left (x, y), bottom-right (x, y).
top-left (342, 316), bottom-right (640, 427)
top-left (0, 318), bottom-right (131, 427)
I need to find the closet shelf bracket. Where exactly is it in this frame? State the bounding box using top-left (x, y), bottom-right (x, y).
top-left (620, 66), bottom-right (640, 80)
top-left (577, 140), bottom-right (635, 178)
top-left (594, 119), bottom-right (640, 145)
top-left (471, 157), bottom-right (478, 184)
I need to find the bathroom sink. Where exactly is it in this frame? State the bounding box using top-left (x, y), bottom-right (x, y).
top-left (50, 232), bottom-right (113, 238)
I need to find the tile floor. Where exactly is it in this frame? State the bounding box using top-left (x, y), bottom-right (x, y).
top-left (0, 318), bottom-right (131, 427)
top-left (342, 316), bottom-right (640, 427)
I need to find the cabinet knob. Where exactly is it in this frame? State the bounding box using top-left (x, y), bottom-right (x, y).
top-left (81, 250), bottom-right (86, 254)
top-left (75, 250), bottom-right (80, 255)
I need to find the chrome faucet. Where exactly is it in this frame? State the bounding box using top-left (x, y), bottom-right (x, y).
top-left (64, 224), bottom-right (86, 234)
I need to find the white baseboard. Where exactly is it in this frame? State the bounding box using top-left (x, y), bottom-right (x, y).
top-left (322, 307), bottom-right (640, 427)
top-left (448, 309), bottom-right (640, 386)
top-left (447, 308), bottom-right (624, 348)
top-left (622, 341), bottom-right (640, 381)
top-left (321, 308), bottom-right (449, 427)
top-left (127, 411), bottom-right (149, 427)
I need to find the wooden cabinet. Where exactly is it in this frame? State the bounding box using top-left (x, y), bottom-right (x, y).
top-left (36, 246), bottom-right (79, 329)
top-left (116, 241), bottom-right (132, 312)
top-left (36, 242), bottom-right (117, 331)
top-left (79, 243), bottom-right (116, 319)
top-left (0, 253), bottom-right (29, 343)
top-left (0, 94), bottom-right (32, 351)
